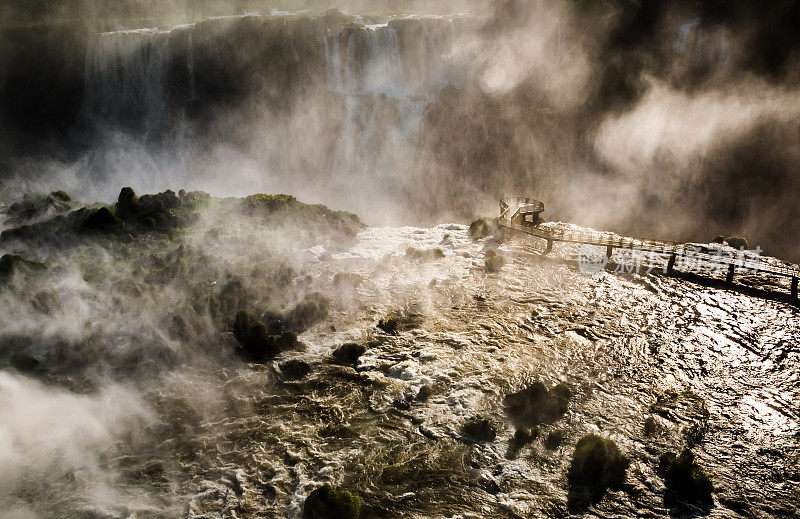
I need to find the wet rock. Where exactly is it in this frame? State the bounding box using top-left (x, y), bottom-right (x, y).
top-left (280, 359), bottom-right (311, 379)
top-left (725, 236), bottom-right (750, 249)
top-left (0, 254), bottom-right (46, 281)
top-left (10, 353), bottom-right (40, 372)
top-left (331, 343), bottom-right (366, 365)
top-left (83, 206), bottom-right (126, 233)
top-left (484, 249), bottom-right (505, 272)
top-left (376, 308), bottom-right (423, 335)
top-left (568, 434), bottom-right (629, 511)
top-left (468, 218), bottom-right (492, 240)
top-left (285, 293), bottom-right (331, 332)
top-left (545, 428), bottom-right (564, 450)
top-left (658, 449), bottom-right (714, 506)
top-left (405, 247), bottom-right (445, 261)
top-left (333, 272), bottom-right (363, 290)
top-left (303, 484), bottom-right (361, 519)
top-left (643, 416), bottom-right (658, 437)
top-left (712, 235), bottom-right (726, 244)
top-left (503, 381), bottom-right (571, 426)
top-left (416, 384), bottom-right (435, 402)
top-left (462, 418), bottom-right (497, 443)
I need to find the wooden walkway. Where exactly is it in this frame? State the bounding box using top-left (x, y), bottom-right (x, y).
top-left (497, 198), bottom-right (800, 301)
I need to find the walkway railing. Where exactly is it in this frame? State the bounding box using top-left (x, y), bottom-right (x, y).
top-left (497, 200), bottom-right (800, 301)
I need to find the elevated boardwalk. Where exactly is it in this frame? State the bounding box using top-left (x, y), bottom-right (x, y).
top-left (497, 197), bottom-right (800, 304)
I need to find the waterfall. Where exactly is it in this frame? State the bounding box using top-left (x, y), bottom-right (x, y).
top-left (324, 24), bottom-right (403, 97)
top-left (83, 28), bottom-right (172, 134)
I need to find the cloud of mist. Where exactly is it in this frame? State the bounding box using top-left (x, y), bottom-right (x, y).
top-left (0, 372), bottom-right (155, 518)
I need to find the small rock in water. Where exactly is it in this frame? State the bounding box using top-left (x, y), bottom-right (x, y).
top-left (332, 343), bottom-right (366, 365)
top-left (303, 484), bottom-right (361, 519)
top-left (280, 359), bottom-right (311, 379)
top-left (462, 418), bottom-right (497, 443)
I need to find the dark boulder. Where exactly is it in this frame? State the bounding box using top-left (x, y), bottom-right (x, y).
top-left (331, 343), bottom-right (366, 365)
top-left (83, 207), bottom-right (125, 233)
top-left (280, 359), bottom-right (311, 379)
top-left (468, 218), bottom-right (492, 240)
top-left (462, 418), bottom-right (497, 442)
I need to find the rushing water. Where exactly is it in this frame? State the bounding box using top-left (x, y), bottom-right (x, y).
top-left (21, 222), bottom-right (787, 518)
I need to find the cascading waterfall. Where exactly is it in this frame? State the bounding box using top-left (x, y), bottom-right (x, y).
top-left (83, 29), bottom-right (172, 133)
top-left (324, 20), bottom-right (458, 193)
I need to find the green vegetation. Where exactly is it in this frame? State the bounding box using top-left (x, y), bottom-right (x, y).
top-left (568, 434), bottom-right (629, 509)
top-left (503, 381), bottom-right (571, 426)
top-left (658, 449), bottom-right (714, 505)
top-left (233, 310), bottom-right (281, 361)
top-left (303, 484), bottom-right (361, 519)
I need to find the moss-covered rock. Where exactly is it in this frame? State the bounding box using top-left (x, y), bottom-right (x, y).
top-left (233, 310), bottom-right (281, 361)
top-left (568, 434), bottom-right (629, 509)
top-left (285, 293), bottom-right (330, 332)
top-left (84, 206), bottom-right (126, 233)
top-left (503, 381), bottom-right (571, 426)
top-left (333, 272), bottom-right (363, 290)
top-left (658, 449), bottom-right (714, 505)
top-left (303, 484), bottom-right (361, 519)
top-left (331, 343), bottom-right (366, 365)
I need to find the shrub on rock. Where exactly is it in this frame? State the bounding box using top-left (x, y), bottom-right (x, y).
top-left (569, 434), bottom-right (629, 494)
top-left (233, 311), bottom-right (281, 361)
top-left (658, 449), bottom-right (714, 505)
top-left (503, 381), bottom-right (571, 426)
top-left (303, 484), bottom-right (360, 519)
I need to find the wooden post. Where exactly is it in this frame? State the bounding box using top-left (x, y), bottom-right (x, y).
top-left (543, 239), bottom-right (553, 256)
top-left (726, 263), bottom-right (735, 284)
top-left (792, 277), bottom-right (798, 299)
top-left (667, 253), bottom-right (676, 274)
top-left (606, 245), bottom-right (613, 258)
